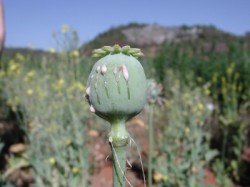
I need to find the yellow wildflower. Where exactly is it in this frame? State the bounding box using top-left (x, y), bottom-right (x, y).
top-left (191, 166), bottom-right (197, 173)
top-left (204, 88), bottom-right (211, 96)
top-left (28, 122), bottom-right (33, 129)
top-left (58, 79), bottom-right (64, 86)
top-left (71, 50), bottom-right (80, 57)
top-left (9, 64), bottom-right (18, 71)
top-left (53, 79), bottom-right (65, 90)
top-left (61, 24), bottom-right (69, 33)
top-left (27, 70), bottom-right (35, 78)
top-left (9, 63), bottom-right (20, 74)
top-left (75, 82), bottom-right (85, 91)
top-left (153, 171), bottom-right (164, 182)
top-left (226, 63), bottom-right (235, 75)
top-left (48, 48), bottom-right (56, 53)
top-left (65, 139), bottom-right (72, 146)
top-left (184, 127), bottom-right (190, 135)
top-left (67, 82), bottom-right (85, 93)
top-left (72, 167), bottom-right (80, 174)
top-left (26, 89), bottom-right (34, 95)
top-left (197, 103), bottom-right (204, 111)
top-left (15, 53), bottom-right (25, 61)
top-left (48, 157), bottom-right (56, 166)
top-left (163, 175), bottom-right (168, 182)
top-left (24, 70), bottom-right (35, 82)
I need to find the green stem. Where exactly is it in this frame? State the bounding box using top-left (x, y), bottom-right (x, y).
top-left (109, 120), bottom-right (128, 187)
top-left (148, 105), bottom-right (154, 187)
top-left (222, 128), bottom-right (228, 162)
top-left (111, 146), bottom-right (126, 187)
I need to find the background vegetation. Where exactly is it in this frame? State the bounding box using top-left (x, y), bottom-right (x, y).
top-left (0, 23), bottom-right (249, 187)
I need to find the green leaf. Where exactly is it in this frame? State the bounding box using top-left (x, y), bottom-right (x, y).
top-left (205, 150), bottom-right (218, 162)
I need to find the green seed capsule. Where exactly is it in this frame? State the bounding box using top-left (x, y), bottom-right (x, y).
top-left (86, 45), bottom-right (147, 123)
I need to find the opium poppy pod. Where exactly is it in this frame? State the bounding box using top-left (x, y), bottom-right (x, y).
top-left (85, 45), bottom-right (147, 187)
top-left (86, 45), bottom-right (147, 123)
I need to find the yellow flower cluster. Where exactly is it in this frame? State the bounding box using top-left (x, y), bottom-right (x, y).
top-left (26, 89), bottom-right (34, 96)
top-left (153, 171), bottom-right (168, 183)
top-left (15, 53), bottom-right (25, 62)
top-left (70, 50), bottom-right (80, 58)
top-left (48, 157), bottom-right (56, 166)
top-left (52, 79), bottom-right (65, 91)
top-left (184, 127), bottom-right (190, 135)
top-left (203, 83), bottom-right (211, 96)
top-left (226, 63), bottom-right (235, 76)
top-left (24, 70), bottom-right (35, 82)
top-left (72, 167), bottom-right (80, 174)
top-left (8, 61), bottom-right (21, 75)
top-left (67, 82), bottom-right (85, 93)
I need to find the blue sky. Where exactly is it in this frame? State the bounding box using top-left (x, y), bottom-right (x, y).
top-left (4, 0), bottom-right (250, 50)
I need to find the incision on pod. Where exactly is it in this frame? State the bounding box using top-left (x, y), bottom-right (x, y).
top-left (113, 65), bottom-right (120, 93)
top-left (101, 65), bottom-right (107, 75)
top-left (96, 66), bottom-right (101, 73)
top-left (89, 105), bottom-right (95, 113)
top-left (122, 64), bottom-right (129, 81)
top-left (113, 65), bottom-right (118, 77)
top-left (86, 87), bottom-right (90, 95)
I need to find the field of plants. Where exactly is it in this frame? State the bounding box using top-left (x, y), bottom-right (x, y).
top-left (0, 25), bottom-right (250, 187)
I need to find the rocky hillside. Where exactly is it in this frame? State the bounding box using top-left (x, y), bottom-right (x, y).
top-left (81, 23), bottom-right (241, 56)
top-left (2, 23), bottom-right (248, 58)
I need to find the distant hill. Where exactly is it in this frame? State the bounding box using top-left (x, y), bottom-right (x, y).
top-left (2, 23), bottom-right (249, 58)
top-left (80, 23), bottom-right (243, 56)
top-left (2, 47), bottom-right (49, 59)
